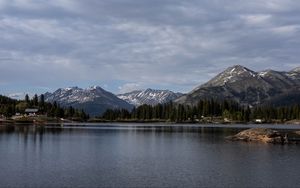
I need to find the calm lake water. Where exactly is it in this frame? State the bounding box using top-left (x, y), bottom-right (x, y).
top-left (0, 123), bottom-right (300, 188)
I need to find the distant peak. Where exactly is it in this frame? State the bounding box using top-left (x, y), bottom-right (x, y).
top-left (88, 85), bottom-right (102, 90)
top-left (144, 88), bottom-right (159, 92)
top-left (117, 88), bottom-right (182, 106)
top-left (63, 86), bottom-right (79, 91)
top-left (231, 65), bottom-right (246, 69)
top-left (202, 65), bottom-right (257, 87)
top-left (222, 65), bottom-right (256, 77)
top-left (226, 65), bottom-right (252, 73)
top-left (144, 88), bottom-right (170, 93)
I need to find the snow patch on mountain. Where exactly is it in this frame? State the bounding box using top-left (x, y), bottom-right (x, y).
top-left (291, 67), bottom-right (300, 72)
top-left (258, 71), bottom-right (269, 77)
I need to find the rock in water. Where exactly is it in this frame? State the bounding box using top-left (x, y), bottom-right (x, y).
top-left (227, 128), bottom-right (287, 144)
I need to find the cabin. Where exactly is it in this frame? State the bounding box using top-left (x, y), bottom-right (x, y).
top-left (255, 119), bottom-right (263, 123)
top-left (224, 118), bottom-right (230, 122)
top-left (25, 108), bottom-right (39, 116)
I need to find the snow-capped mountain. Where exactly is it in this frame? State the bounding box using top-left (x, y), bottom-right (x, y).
top-left (175, 65), bottom-right (300, 106)
top-left (117, 88), bottom-right (183, 106)
top-left (44, 86), bottom-right (133, 116)
top-left (201, 65), bottom-right (258, 88)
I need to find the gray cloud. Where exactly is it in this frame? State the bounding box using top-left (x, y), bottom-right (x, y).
top-left (0, 0), bottom-right (300, 95)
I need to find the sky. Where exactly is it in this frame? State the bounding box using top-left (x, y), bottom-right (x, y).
top-left (1, 0), bottom-right (300, 98)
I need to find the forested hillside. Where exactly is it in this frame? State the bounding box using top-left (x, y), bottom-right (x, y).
top-left (0, 94), bottom-right (89, 120)
top-left (101, 99), bottom-right (300, 123)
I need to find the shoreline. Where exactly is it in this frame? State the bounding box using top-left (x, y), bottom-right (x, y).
top-left (1, 121), bottom-right (300, 131)
top-left (3, 115), bottom-right (300, 125)
top-left (2, 117), bottom-right (300, 129)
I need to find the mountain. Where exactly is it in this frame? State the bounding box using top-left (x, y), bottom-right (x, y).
top-left (175, 65), bottom-right (300, 106)
top-left (44, 86), bottom-right (133, 117)
top-left (117, 88), bottom-right (183, 106)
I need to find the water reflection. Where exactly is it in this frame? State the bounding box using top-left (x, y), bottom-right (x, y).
top-left (0, 124), bottom-right (300, 187)
top-left (0, 124), bottom-right (244, 137)
top-left (0, 125), bottom-right (15, 134)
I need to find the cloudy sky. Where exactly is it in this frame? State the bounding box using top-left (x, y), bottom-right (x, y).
top-left (1, 0), bottom-right (300, 98)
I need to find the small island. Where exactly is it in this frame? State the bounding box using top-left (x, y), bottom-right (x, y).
top-left (227, 128), bottom-right (300, 144)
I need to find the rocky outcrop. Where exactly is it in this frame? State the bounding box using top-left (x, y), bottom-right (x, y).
top-left (227, 128), bottom-right (288, 144)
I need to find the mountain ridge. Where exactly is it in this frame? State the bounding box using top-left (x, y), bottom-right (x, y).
top-left (44, 86), bottom-right (133, 117)
top-left (175, 65), bottom-right (300, 106)
top-left (117, 88), bottom-right (183, 106)
top-left (42, 65), bottom-right (300, 115)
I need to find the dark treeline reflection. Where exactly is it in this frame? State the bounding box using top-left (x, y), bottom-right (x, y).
top-left (100, 125), bottom-right (242, 135)
top-left (0, 124), bottom-right (242, 136)
top-left (0, 125), bottom-right (63, 135)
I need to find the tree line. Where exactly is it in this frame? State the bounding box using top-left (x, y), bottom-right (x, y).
top-left (101, 99), bottom-right (300, 123)
top-left (0, 94), bottom-right (89, 120)
top-left (2, 94), bottom-right (300, 123)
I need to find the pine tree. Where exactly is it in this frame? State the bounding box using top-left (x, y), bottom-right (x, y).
top-left (39, 94), bottom-right (45, 107)
top-left (25, 94), bottom-right (30, 104)
top-left (33, 94), bottom-right (38, 106)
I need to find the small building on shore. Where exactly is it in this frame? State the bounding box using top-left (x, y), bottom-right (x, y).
top-left (255, 119), bottom-right (263, 123)
top-left (25, 108), bottom-right (39, 116)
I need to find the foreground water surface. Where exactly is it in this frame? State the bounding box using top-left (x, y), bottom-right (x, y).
top-left (0, 124), bottom-right (299, 188)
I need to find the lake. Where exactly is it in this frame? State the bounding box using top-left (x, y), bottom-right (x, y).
top-left (0, 123), bottom-right (300, 188)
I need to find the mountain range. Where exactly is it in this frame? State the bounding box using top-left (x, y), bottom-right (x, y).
top-left (175, 65), bottom-right (300, 106)
top-left (43, 65), bottom-right (300, 116)
top-left (117, 88), bottom-right (183, 106)
top-left (44, 86), bottom-right (133, 117)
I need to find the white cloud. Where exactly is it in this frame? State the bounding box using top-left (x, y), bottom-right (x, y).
top-left (271, 25), bottom-right (300, 35)
top-left (241, 14), bottom-right (272, 26)
top-left (1, 0), bottom-right (300, 94)
top-left (118, 83), bottom-right (142, 94)
top-left (8, 92), bottom-right (26, 99)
